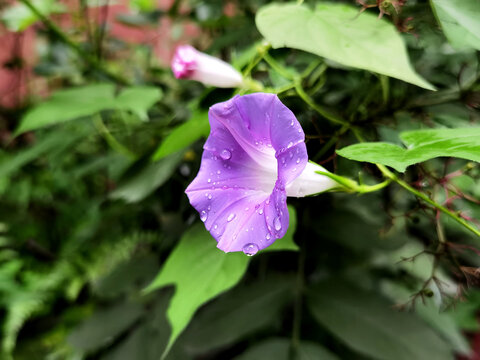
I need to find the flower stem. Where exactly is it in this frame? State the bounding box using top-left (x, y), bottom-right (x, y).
top-left (93, 115), bottom-right (136, 159)
top-left (19, 0), bottom-right (130, 85)
top-left (376, 164), bottom-right (480, 238)
top-left (294, 81), bottom-right (348, 126)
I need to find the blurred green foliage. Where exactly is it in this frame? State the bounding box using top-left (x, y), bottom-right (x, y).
top-left (1, 0), bottom-right (480, 359)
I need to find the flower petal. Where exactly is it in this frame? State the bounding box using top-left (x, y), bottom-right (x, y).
top-left (186, 93), bottom-right (307, 253)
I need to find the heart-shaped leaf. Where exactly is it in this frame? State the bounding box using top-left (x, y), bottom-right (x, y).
top-left (256, 3), bottom-right (434, 90)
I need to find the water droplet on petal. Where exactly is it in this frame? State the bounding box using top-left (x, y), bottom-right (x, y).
top-left (266, 233), bottom-right (271, 240)
top-left (296, 158), bottom-right (301, 164)
top-left (214, 224), bottom-right (218, 230)
top-left (208, 194), bottom-right (213, 200)
top-left (227, 213), bottom-right (236, 222)
top-left (290, 119), bottom-right (294, 126)
top-left (245, 207), bottom-right (249, 211)
top-left (274, 217), bottom-right (282, 231)
top-left (220, 149), bottom-right (232, 160)
top-left (259, 209), bottom-right (264, 215)
top-left (216, 170), bottom-right (221, 175)
top-left (243, 243), bottom-right (259, 256)
top-left (287, 142), bottom-right (293, 148)
top-left (207, 178), bottom-right (212, 183)
top-left (200, 211), bottom-right (208, 222)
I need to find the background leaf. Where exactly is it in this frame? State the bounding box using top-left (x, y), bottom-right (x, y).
top-left (430, 0), bottom-right (480, 50)
top-left (234, 338), bottom-right (339, 360)
top-left (307, 281), bottom-right (454, 360)
top-left (15, 84), bottom-right (162, 135)
top-left (256, 3), bottom-right (434, 90)
top-left (152, 110), bottom-right (210, 161)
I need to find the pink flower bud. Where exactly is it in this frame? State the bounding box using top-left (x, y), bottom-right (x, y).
top-left (171, 45), bottom-right (243, 88)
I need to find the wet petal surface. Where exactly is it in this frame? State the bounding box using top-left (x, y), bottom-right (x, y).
top-left (186, 93), bottom-right (308, 253)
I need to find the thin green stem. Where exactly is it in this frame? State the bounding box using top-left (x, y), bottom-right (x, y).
top-left (263, 53), bottom-right (295, 80)
top-left (291, 236), bottom-right (305, 354)
top-left (93, 115), bottom-right (136, 159)
top-left (294, 81), bottom-right (348, 126)
top-left (19, 0), bottom-right (129, 85)
top-left (377, 164), bottom-right (480, 238)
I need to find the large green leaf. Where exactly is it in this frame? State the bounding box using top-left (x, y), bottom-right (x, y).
top-left (337, 127), bottom-right (480, 172)
top-left (430, 0), bottom-right (480, 51)
top-left (307, 281), bottom-right (454, 360)
top-left (15, 84), bottom-right (162, 135)
top-left (143, 224), bottom-right (250, 356)
top-left (67, 302), bottom-right (143, 353)
top-left (181, 277), bottom-right (294, 353)
top-left (152, 110), bottom-right (210, 161)
top-left (234, 338), bottom-right (339, 360)
top-left (144, 206), bottom-right (299, 357)
top-left (255, 3), bottom-right (434, 90)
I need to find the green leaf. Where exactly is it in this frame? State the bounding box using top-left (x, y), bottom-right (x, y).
top-left (337, 127), bottom-right (480, 172)
top-left (234, 338), bottom-right (339, 360)
top-left (1, 0), bottom-right (65, 32)
top-left (152, 110), bottom-right (210, 161)
top-left (308, 281), bottom-right (454, 360)
top-left (255, 3), bottom-right (434, 90)
top-left (67, 302), bottom-right (143, 353)
top-left (143, 206), bottom-right (298, 357)
top-left (109, 151), bottom-right (184, 203)
top-left (115, 86), bottom-right (163, 121)
top-left (430, 0), bottom-right (480, 51)
top-left (0, 128), bottom-right (86, 179)
top-left (143, 224), bottom-right (250, 357)
top-left (181, 277), bottom-right (294, 353)
top-left (15, 84), bottom-right (162, 135)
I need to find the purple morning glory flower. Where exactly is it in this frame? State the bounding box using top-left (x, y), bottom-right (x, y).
top-left (185, 93), bottom-right (336, 255)
top-left (171, 45), bottom-right (244, 88)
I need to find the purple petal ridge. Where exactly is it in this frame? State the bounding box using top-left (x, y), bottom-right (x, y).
top-left (185, 93), bottom-right (308, 253)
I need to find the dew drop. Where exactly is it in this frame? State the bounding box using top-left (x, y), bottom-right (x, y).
top-left (266, 233), bottom-right (271, 241)
top-left (227, 213), bottom-right (236, 222)
top-left (245, 207), bottom-right (249, 211)
top-left (208, 194), bottom-right (213, 200)
top-left (296, 158), bottom-right (301, 164)
top-left (290, 119), bottom-right (294, 126)
top-left (200, 211), bottom-right (208, 222)
top-left (207, 178), bottom-right (212, 183)
top-left (274, 217), bottom-right (282, 231)
top-left (220, 149), bottom-right (232, 160)
top-left (287, 141), bottom-right (293, 148)
top-left (216, 170), bottom-right (221, 175)
top-left (259, 208), bottom-right (264, 215)
top-left (243, 243), bottom-right (259, 256)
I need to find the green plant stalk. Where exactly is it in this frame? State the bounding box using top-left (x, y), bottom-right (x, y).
top-left (294, 81), bottom-right (348, 126)
top-left (377, 164), bottom-right (480, 238)
top-left (19, 0), bottom-right (129, 85)
top-left (93, 115), bottom-right (136, 159)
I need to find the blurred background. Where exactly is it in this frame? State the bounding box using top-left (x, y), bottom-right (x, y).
top-left (1, 0), bottom-right (480, 359)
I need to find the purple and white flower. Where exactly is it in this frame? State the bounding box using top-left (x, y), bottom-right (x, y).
top-left (185, 93), bottom-right (337, 255)
top-left (171, 45), bottom-right (244, 88)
